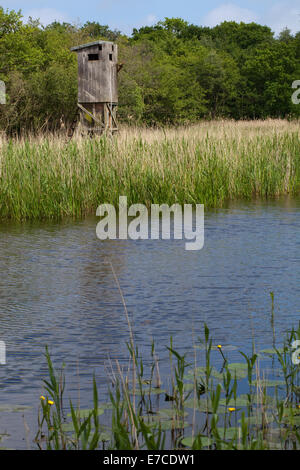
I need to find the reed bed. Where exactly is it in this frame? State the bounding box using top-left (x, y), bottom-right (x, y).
top-left (0, 119), bottom-right (299, 221)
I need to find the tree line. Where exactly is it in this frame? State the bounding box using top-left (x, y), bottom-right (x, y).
top-left (0, 7), bottom-right (300, 133)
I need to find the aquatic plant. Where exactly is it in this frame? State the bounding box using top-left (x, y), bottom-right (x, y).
top-left (34, 321), bottom-right (300, 450)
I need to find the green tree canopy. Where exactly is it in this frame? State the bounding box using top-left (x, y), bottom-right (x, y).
top-left (0, 9), bottom-right (299, 132)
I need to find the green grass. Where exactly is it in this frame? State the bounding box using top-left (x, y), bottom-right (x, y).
top-left (0, 120), bottom-right (300, 221)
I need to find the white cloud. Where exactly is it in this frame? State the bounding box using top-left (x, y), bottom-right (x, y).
top-left (203, 1), bottom-right (300, 35)
top-left (144, 14), bottom-right (157, 26)
top-left (116, 13), bottom-right (157, 35)
top-left (264, 2), bottom-right (300, 35)
top-left (203, 3), bottom-right (258, 27)
top-left (23, 8), bottom-right (71, 26)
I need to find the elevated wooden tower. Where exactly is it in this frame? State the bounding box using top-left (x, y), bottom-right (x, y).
top-left (71, 40), bottom-right (119, 135)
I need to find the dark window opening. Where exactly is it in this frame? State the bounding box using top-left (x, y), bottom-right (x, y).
top-left (98, 45), bottom-right (102, 51)
top-left (112, 45), bottom-right (114, 51)
top-left (109, 53), bottom-right (113, 61)
top-left (88, 54), bottom-right (99, 61)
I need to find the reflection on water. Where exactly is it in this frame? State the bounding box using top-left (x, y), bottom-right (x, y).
top-left (0, 196), bottom-right (299, 448)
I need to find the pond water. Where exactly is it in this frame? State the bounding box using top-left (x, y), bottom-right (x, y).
top-left (0, 196), bottom-right (299, 449)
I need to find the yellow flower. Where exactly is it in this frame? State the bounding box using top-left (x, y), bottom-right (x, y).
top-left (40, 395), bottom-right (46, 401)
top-left (298, 404), bottom-right (300, 409)
top-left (48, 400), bottom-right (54, 405)
top-left (228, 407), bottom-right (236, 412)
top-left (217, 345), bottom-right (222, 349)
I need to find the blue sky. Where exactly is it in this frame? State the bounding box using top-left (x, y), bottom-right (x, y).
top-left (1, 1), bottom-right (300, 35)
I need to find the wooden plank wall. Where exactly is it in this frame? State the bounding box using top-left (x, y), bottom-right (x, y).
top-left (77, 43), bottom-right (118, 103)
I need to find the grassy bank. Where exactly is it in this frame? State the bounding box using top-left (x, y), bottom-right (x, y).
top-left (0, 120), bottom-right (300, 221)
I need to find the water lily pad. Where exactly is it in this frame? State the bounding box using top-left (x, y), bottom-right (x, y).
top-left (238, 414), bottom-right (275, 425)
top-left (260, 348), bottom-right (284, 355)
top-left (184, 398), bottom-right (226, 414)
top-left (0, 404), bottom-right (31, 413)
top-left (282, 408), bottom-right (300, 425)
top-left (67, 407), bottom-right (104, 418)
top-left (61, 421), bottom-right (111, 441)
top-left (142, 408), bottom-right (190, 431)
top-left (184, 366), bottom-right (206, 379)
top-left (216, 426), bottom-right (240, 439)
top-left (99, 402), bottom-right (113, 410)
top-left (156, 408), bottom-right (188, 419)
top-left (184, 367), bottom-right (224, 382)
top-left (174, 382), bottom-right (195, 392)
top-left (219, 393), bottom-right (275, 408)
top-left (252, 379), bottom-right (285, 387)
top-left (211, 369), bottom-right (224, 380)
top-left (252, 394), bottom-right (276, 407)
top-left (227, 362), bottom-right (247, 374)
top-left (228, 362), bottom-right (248, 370)
top-left (145, 418), bottom-right (190, 431)
top-left (219, 395), bottom-right (249, 407)
top-left (99, 431), bottom-right (111, 441)
top-left (131, 387), bottom-right (166, 396)
top-left (181, 435), bottom-right (212, 448)
top-left (194, 344), bottom-right (237, 351)
top-left (61, 422), bottom-right (77, 432)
